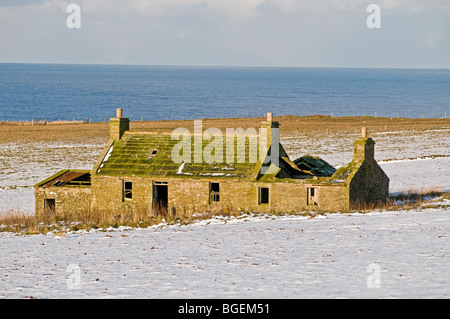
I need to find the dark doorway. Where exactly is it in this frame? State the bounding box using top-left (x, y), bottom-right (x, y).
top-left (209, 182), bottom-right (220, 204)
top-left (44, 199), bottom-right (56, 215)
top-left (153, 182), bottom-right (168, 216)
top-left (258, 187), bottom-right (269, 205)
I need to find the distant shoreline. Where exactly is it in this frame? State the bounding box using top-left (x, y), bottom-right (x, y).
top-left (1, 114), bottom-right (448, 125)
top-left (1, 115), bottom-right (448, 145)
top-left (2, 62), bottom-right (450, 71)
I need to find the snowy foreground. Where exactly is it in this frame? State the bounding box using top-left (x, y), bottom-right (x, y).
top-left (1, 203), bottom-right (449, 299)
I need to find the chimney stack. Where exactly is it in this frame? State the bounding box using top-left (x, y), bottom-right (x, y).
top-left (361, 127), bottom-right (367, 138)
top-left (353, 127), bottom-right (375, 162)
top-left (260, 112), bottom-right (280, 164)
top-left (110, 108), bottom-right (129, 141)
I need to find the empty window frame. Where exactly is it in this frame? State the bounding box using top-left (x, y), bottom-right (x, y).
top-left (123, 180), bottom-right (133, 201)
top-left (209, 182), bottom-right (220, 204)
top-left (44, 198), bottom-right (56, 215)
top-left (258, 187), bottom-right (270, 205)
top-left (307, 187), bottom-right (318, 205)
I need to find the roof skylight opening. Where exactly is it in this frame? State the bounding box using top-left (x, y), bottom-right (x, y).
top-left (148, 149), bottom-right (158, 160)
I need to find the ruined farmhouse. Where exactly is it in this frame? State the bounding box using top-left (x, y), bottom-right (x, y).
top-left (35, 109), bottom-right (389, 216)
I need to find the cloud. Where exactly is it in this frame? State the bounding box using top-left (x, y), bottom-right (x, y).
top-left (0, 0), bottom-right (47, 7)
top-left (0, 0), bottom-right (448, 67)
top-left (77, 0), bottom-right (264, 17)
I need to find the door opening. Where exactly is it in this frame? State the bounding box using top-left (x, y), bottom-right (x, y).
top-left (307, 187), bottom-right (318, 205)
top-left (153, 182), bottom-right (168, 216)
top-left (44, 199), bottom-right (56, 215)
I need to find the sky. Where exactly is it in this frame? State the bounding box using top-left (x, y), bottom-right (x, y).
top-left (0, 0), bottom-right (449, 68)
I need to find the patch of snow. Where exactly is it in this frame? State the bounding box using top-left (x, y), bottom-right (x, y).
top-left (176, 162), bottom-right (186, 174)
top-left (103, 146), bottom-right (114, 162)
top-left (221, 167), bottom-right (235, 171)
top-left (380, 157), bottom-right (450, 194)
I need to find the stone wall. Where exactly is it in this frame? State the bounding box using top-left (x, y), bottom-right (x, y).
top-left (91, 176), bottom-right (151, 215)
top-left (349, 159), bottom-right (389, 208)
top-left (109, 117), bottom-right (129, 141)
top-left (35, 186), bottom-right (92, 217)
top-left (90, 175), bottom-right (351, 216)
top-left (270, 182), bottom-right (350, 213)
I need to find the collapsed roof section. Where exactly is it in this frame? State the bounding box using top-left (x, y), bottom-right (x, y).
top-left (34, 170), bottom-right (91, 188)
top-left (293, 155), bottom-right (337, 177)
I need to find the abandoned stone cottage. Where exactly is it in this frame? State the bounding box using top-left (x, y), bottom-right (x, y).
top-left (34, 109), bottom-right (389, 216)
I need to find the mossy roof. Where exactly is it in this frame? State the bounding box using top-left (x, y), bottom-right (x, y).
top-left (94, 131), bottom-right (343, 182)
top-left (95, 132), bottom-right (257, 179)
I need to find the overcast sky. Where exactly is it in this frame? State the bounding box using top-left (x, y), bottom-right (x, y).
top-left (0, 0), bottom-right (449, 68)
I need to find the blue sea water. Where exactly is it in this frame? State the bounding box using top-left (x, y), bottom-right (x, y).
top-left (0, 63), bottom-right (448, 122)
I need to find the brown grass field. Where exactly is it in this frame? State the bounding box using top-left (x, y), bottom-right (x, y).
top-left (1, 115), bottom-right (448, 144)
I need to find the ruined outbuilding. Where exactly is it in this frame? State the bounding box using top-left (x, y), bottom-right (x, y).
top-left (35, 109), bottom-right (389, 216)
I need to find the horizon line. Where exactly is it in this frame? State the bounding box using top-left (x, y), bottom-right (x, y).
top-left (1, 61), bottom-right (449, 71)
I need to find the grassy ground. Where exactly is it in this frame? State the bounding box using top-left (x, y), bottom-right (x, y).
top-left (1, 115), bottom-right (448, 144)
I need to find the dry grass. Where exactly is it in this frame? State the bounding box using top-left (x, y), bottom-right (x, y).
top-left (1, 115), bottom-right (448, 144)
top-left (1, 189), bottom-right (447, 235)
top-left (0, 201), bottom-right (246, 235)
top-left (351, 189), bottom-right (449, 213)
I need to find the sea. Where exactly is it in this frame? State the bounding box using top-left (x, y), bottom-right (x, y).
top-left (0, 63), bottom-right (449, 122)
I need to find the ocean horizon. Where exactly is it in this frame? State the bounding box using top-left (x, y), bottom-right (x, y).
top-left (1, 63), bottom-right (449, 122)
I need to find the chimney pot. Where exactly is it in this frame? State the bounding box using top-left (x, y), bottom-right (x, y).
top-left (267, 112), bottom-right (273, 122)
top-left (361, 127), bottom-right (367, 138)
top-left (116, 108), bottom-right (123, 118)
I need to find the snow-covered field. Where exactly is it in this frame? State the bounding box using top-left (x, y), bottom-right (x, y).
top-left (0, 127), bottom-right (449, 299)
top-left (1, 205), bottom-right (449, 298)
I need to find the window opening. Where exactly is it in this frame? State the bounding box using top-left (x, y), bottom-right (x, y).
top-left (307, 187), bottom-right (318, 205)
top-left (209, 182), bottom-right (220, 203)
top-left (44, 199), bottom-right (56, 214)
top-left (123, 180), bottom-right (132, 200)
top-left (258, 187), bottom-right (269, 204)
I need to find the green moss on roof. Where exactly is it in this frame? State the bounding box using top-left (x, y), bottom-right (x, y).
top-left (332, 161), bottom-right (361, 181)
top-left (96, 132), bottom-right (256, 179)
